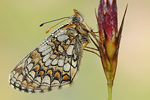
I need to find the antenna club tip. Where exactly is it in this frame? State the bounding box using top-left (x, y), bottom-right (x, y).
top-left (46, 28), bottom-right (51, 33)
top-left (40, 23), bottom-right (44, 27)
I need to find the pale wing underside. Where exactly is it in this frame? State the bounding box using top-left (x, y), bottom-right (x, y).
top-left (9, 25), bottom-right (83, 93)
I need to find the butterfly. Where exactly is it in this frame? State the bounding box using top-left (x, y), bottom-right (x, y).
top-left (9, 9), bottom-right (91, 93)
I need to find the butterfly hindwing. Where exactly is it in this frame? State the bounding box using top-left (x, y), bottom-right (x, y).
top-left (9, 24), bottom-right (83, 93)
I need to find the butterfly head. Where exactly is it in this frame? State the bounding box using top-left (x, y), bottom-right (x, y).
top-left (72, 9), bottom-right (84, 22)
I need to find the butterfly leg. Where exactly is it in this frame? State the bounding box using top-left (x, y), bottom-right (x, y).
top-left (82, 41), bottom-right (89, 49)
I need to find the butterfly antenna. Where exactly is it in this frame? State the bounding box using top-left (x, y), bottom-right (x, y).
top-left (40, 17), bottom-right (71, 27)
top-left (45, 18), bottom-right (70, 33)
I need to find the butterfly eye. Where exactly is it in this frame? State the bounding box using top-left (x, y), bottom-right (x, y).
top-left (73, 16), bottom-right (81, 22)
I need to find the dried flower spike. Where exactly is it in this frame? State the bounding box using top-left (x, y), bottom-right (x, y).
top-left (91, 0), bottom-right (127, 100)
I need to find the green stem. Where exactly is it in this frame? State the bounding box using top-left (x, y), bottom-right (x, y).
top-left (108, 84), bottom-right (113, 100)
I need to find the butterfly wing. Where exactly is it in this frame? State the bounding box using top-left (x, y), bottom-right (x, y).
top-left (9, 24), bottom-right (83, 93)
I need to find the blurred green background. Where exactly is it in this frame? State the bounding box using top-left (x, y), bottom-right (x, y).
top-left (1, 0), bottom-right (150, 100)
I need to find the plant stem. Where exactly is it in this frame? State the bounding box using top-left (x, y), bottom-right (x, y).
top-left (108, 84), bottom-right (113, 100)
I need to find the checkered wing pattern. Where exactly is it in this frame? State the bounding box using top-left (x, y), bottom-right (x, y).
top-left (9, 9), bottom-right (89, 93)
top-left (9, 25), bottom-right (83, 93)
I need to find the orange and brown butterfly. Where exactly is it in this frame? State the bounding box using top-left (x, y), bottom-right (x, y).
top-left (9, 9), bottom-right (93, 93)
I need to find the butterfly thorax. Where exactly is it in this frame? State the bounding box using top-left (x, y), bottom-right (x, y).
top-left (73, 21), bottom-right (89, 44)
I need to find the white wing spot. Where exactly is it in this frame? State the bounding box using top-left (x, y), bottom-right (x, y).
top-left (35, 77), bottom-right (41, 83)
top-left (57, 35), bottom-right (69, 42)
top-left (58, 45), bottom-right (64, 52)
top-left (51, 80), bottom-right (60, 84)
top-left (27, 63), bottom-right (33, 71)
top-left (29, 71), bottom-right (35, 78)
top-left (64, 63), bottom-right (71, 71)
top-left (27, 58), bottom-right (32, 64)
top-left (52, 59), bottom-right (58, 65)
top-left (39, 44), bottom-right (51, 52)
top-left (45, 59), bottom-right (52, 66)
top-left (15, 83), bottom-right (20, 87)
top-left (72, 60), bottom-right (77, 67)
top-left (67, 45), bottom-right (74, 55)
top-left (17, 75), bottom-right (23, 81)
top-left (14, 73), bottom-right (19, 79)
top-left (11, 78), bottom-right (16, 83)
top-left (43, 53), bottom-right (50, 62)
top-left (10, 80), bottom-right (15, 84)
top-left (50, 54), bottom-right (57, 59)
top-left (58, 59), bottom-right (64, 67)
top-left (66, 39), bottom-right (70, 45)
top-left (42, 48), bottom-right (52, 55)
top-left (42, 76), bottom-right (50, 84)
